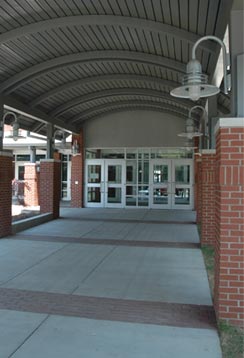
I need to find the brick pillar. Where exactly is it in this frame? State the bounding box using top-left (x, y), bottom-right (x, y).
top-left (201, 150), bottom-right (216, 246)
top-left (71, 131), bottom-right (84, 208)
top-left (0, 152), bottom-right (12, 238)
top-left (195, 157), bottom-right (202, 225)
top-left (40, 160), bottom-right (61, 219)
top-left (214, 118), bottom-right (244, 328)
top-left (24, 163), bottom-right (39, 207)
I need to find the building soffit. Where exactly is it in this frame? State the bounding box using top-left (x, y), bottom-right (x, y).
top-left (0, 0), bottom-right (233, 136)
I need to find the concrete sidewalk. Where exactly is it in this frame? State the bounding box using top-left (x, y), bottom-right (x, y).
top-left (0, 208), bottom-right (222, 357)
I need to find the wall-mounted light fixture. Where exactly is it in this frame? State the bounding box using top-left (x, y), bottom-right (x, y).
top-left (178, 105), bottom-right (207, 139)
top-left (0, 112), bottom-right (24, 148)
top-left (170, 35), bottom-right (231, 101)
top-left (71, 139), bottom-right (80, 155)
top-left (53, 129), bottom-right (70, 151)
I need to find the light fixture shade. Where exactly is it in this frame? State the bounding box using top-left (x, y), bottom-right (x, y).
top-left (12, 119), bottom-right (20, 141)
top-left (178, 131), bottom-right (203, 139)
top-left (171, 84), bottom-right (220, 100)
top-left (170, 59), bottom-right (220, 100)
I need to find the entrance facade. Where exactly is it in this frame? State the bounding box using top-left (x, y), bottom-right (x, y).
top-left (85, 149), bottom-right (194, 210)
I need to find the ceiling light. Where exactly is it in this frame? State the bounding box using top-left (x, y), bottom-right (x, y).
top-left (171, 35), bottom-right (231, 101)
top-left (178, 105), bottom-right (206, 139)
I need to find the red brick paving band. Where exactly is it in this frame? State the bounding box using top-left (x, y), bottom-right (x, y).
top-left (0, 287), bottom-right (216, 330)
top-left (13, 234), bottom-right (200, 249)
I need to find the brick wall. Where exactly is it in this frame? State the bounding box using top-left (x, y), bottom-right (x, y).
top-left (195, 158), bottom-right (202, 225)
top-left (0, 153), bottom-right (12, 238)
top-left (40, 160), bottom-right (61, 219)
top-left (24, 164), bottom-right (39, 207)
top-left (71, 154), bottom-right (83, 207)
top-left (71, 131), bottom-right (83, 208)
top-left (201, 151), bottom-right (216, 246)
top-left (214, 120), bottom-right (244, 327)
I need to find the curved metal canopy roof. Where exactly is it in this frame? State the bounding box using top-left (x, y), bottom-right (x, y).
top-left (0, 0), bottom-right (233, 135)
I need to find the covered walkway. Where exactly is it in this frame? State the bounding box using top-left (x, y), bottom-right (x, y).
top-left (0, 209), bottom-right (222, 357)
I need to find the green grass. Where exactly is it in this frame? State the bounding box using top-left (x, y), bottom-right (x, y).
top-left (218, 321), bottom-right (244, 358)
top-left (201, 245), bottom-right (244, 358)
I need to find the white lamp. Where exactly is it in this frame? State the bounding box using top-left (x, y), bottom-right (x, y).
top-left (1, 112), bottom-right (24, 142)
top-left (178, 105), bottom-right (207, 139)
top-left (171, 35), bottom-right (231, 101)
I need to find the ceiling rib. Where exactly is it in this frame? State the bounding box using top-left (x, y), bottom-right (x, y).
top-left (0, 15), bottom-right (217, 54)
top-left (3, 95), bottom-right (78, 133)
top-left (29, 74), bottom-right (179, 107)
top-left (0, 51), bottom-right (186, 95)
top-left (50, 88), bottom-right (191, 118)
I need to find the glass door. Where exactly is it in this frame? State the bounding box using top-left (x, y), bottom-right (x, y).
top-left (86, 160), bottom-right (104, 207)
top-left (150, 159), bottom-right (193, 209)
top-left (150, 160), bottom-right (171, 209)
top-left (172, 160), bottom-right (193, 209)
top-left (105, 160), bottom-right (125, 208)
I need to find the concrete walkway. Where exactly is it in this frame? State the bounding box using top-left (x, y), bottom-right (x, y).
top-left (0, 208), bottom-right (222, 357)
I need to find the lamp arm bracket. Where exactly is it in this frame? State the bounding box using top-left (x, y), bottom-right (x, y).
top-left (192, 35), bottom-right (229, 94)
top-left (189, 105), bottom-right (206, 119)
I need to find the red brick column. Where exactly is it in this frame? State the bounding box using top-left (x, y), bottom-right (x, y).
top-left (201, 150), bottom-right (216, 246)
top-left (71, 154), bottom-right (83, 207)
top-left (24, 163), bottom-right (39, 207)
top-left (40, 160), bottom-right (61, 219)
top-left (0, 152), bottom-right (12, 238)
top-left (214, 118), bottom-right (244, 328)
top-left (195, 158), bottom-right (202, 225)
top-left (71, 131), bottom-right (84, 208)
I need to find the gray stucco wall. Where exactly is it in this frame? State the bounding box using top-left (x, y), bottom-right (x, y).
top-left (83, 110), bottom-right (186, 148)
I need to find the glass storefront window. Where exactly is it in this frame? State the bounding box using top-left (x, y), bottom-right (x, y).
top-left (107, 188), bottom-right (121, 204)
top-left (138, 161), bottom-right (149, 184)
top-left (108, 165), bottom-right (122, 184)
top-left (18, 166), bottom-right (25, 180)
top-left (88, 165), bottom-right (101, 183)
top-left (101, 149), bottom-right (124, 158)
top-left (16, 154), bottom-right (30, 161)
top-left (175, 165), bottom-right (190, 184)
top-left (126, 161), bottom-right (137, 184)
top-left (62, 162), bottom-right (67, 181)
top-left (88, 187), bottom-right (101, 203)
top-left (126, 149), bottom-right (137, 159)
top-left (153, 165), bottom-right (168, 184)
top-left (153, 188), bottom-right (168, 204)
top-left (175, 188), bottom-right (190, 205)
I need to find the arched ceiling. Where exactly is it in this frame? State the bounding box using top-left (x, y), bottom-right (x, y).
top-left (0, 0), bottom-right (233, 135)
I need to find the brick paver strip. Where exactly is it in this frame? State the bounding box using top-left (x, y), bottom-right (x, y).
top-left (64, 217), bottom-right (196, 225)
top-left (13, 234), bottom-right (200, 249)
top-left (0, 288), bottom-right (216, 329)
